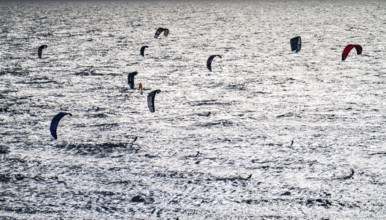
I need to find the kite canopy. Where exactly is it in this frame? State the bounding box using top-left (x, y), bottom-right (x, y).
top-left (147, 90), bottom-right (161, 112)
top-left (342, 44), bottom-right (362, 61)
top-left (128, 72), bottom-right (138, 89)
top-left (140, 46), bottom-right (148, 57)
top-left (207, 55), bottom-right (222, 72)
top-left (38, 45), bottom-right (47, 58)
top-left (290, 36), bottom-right (301, 53)
top-left (50, 112), bottom-right (72, 139)
top-left (154, 27), bottom-right (169, 39)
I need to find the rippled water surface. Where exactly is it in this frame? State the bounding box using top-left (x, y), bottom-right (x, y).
top-left (1, 0), bottom-right (386, 219)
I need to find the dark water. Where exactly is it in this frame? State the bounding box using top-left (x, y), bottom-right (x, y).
top-left (1, 0), bottom-right (385, 219)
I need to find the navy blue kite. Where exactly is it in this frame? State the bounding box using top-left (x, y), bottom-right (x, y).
top-left (50, 112), bottom-right (72, 139)
top-left (207, 55), bottom-right (222, 72)
top-left (128, 71), bottom-right (138, 89)
top-left (38, 45), bottom-right (48, 58)
top-left (290, 36), bottom-right (301, 53)
top-left (147, 90), bottom-right (161, 112)
top-left (140, 46), bottom-right (148, 57)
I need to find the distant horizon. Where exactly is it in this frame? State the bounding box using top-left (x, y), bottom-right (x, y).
top-left (0, 0), bottom-right (378, 4)
top-left (0, 0), bottom-right (329, 1)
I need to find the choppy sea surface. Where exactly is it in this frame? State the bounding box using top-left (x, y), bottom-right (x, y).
top-left (1, 0), bottom-right (385, 219)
